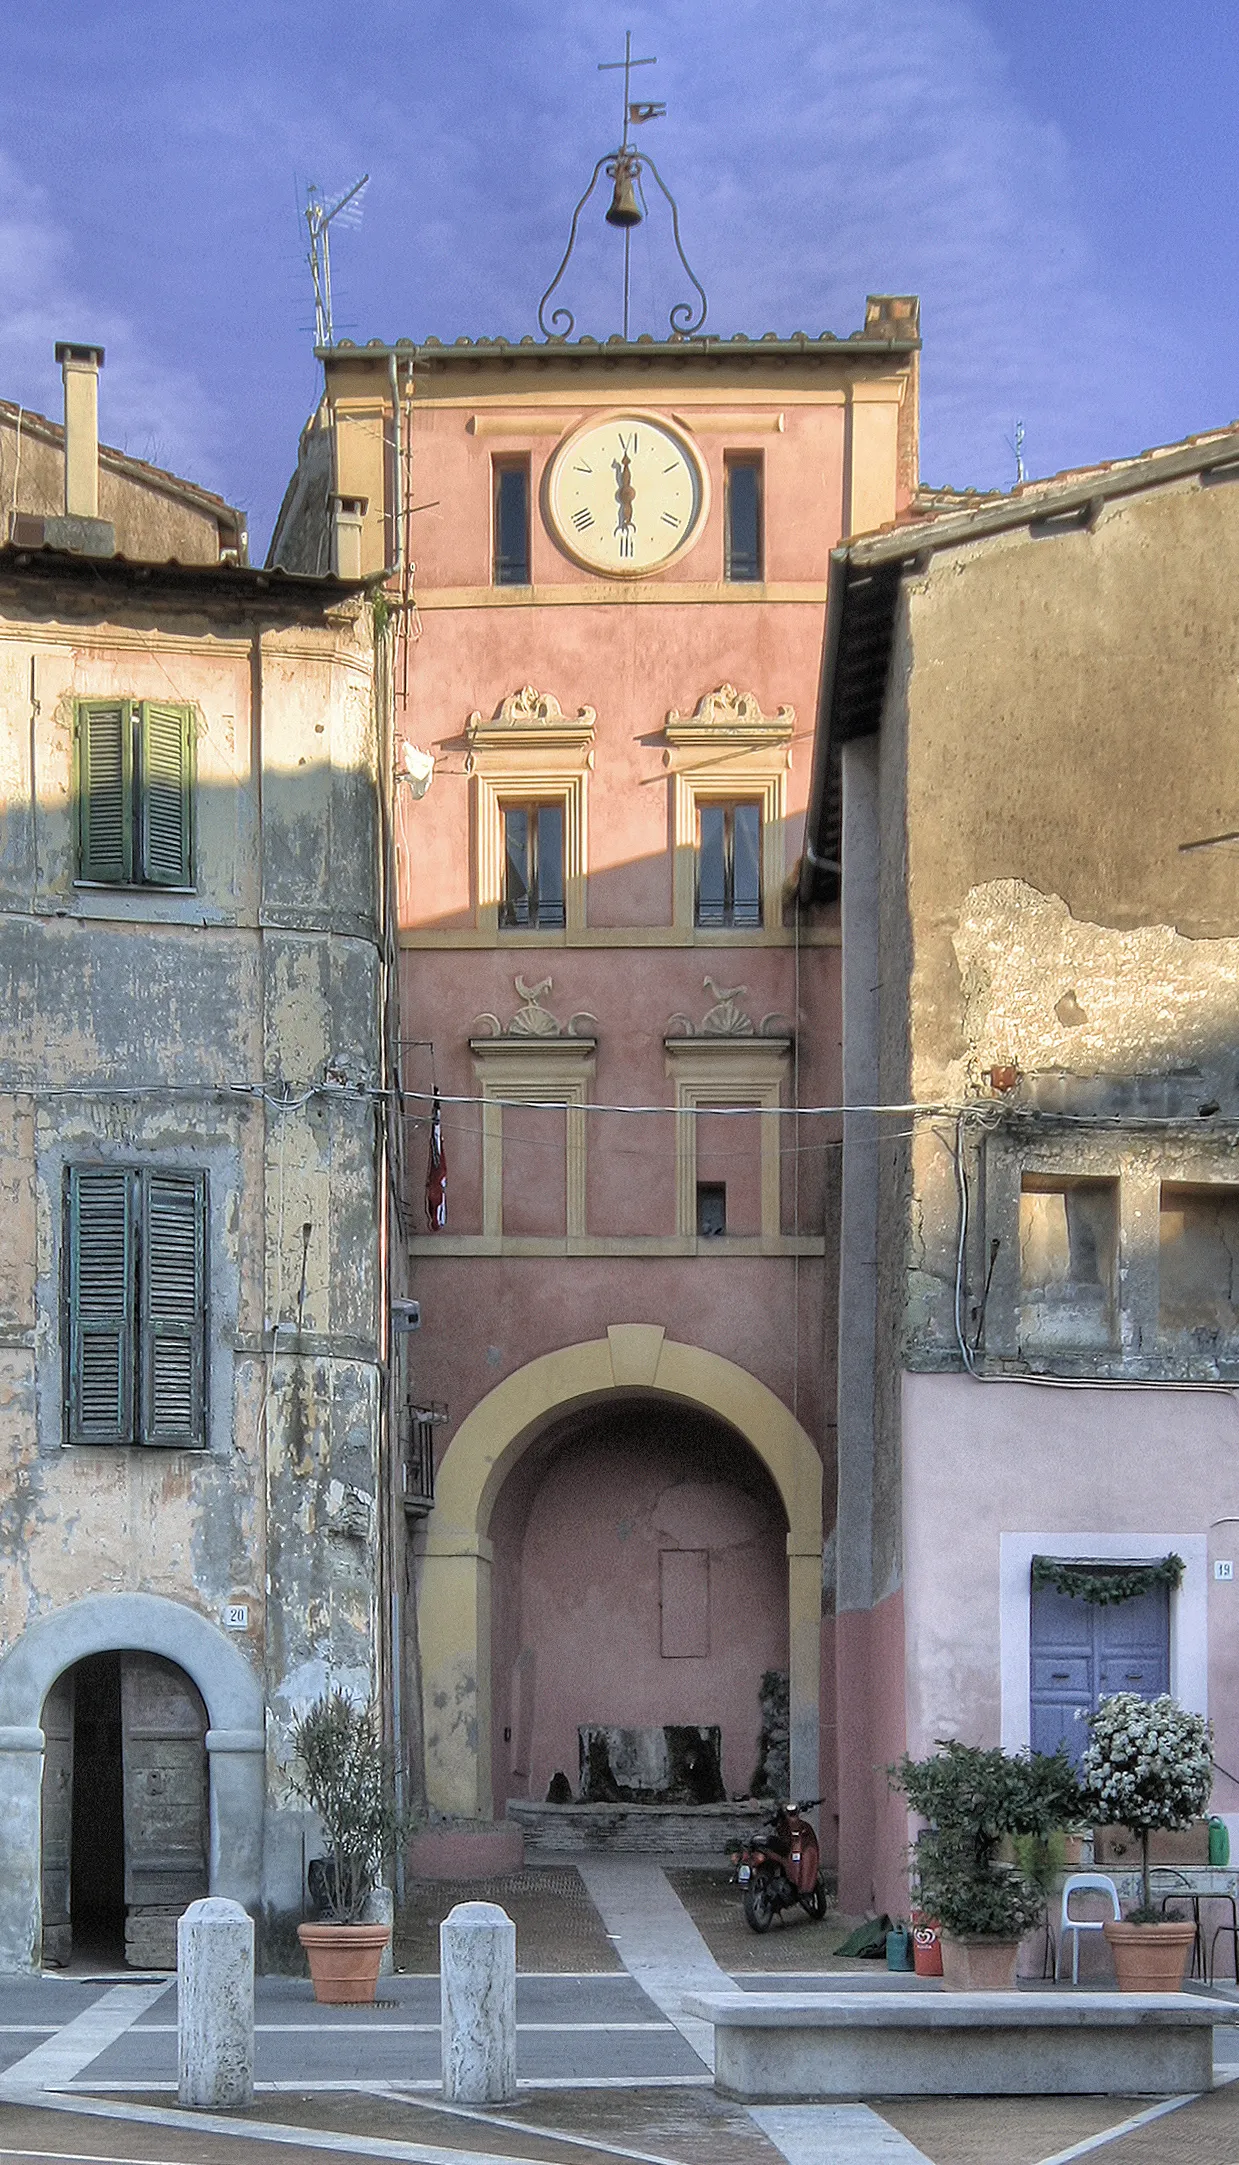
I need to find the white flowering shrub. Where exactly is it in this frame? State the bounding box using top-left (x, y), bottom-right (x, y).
top-left (1081, 1692), bottom-right (1213, 1915)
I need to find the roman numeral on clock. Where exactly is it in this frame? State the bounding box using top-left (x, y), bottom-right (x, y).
top-left (661, 512), bottom-right (681, 529)
top-left (572, 508), bottom-right (594, 531)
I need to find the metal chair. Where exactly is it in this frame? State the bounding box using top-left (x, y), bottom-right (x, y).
top-left (1056, 1872), bottom-right (1121, 1984)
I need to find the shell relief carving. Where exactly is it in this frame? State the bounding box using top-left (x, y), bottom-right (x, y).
top-left (473, 975), bottom-right (598, 1040)
top-left (666, 977), bottom-right (793, 1039)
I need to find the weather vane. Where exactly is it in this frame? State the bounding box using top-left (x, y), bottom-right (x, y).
top-left (537, 31), bottom-right (707, 343)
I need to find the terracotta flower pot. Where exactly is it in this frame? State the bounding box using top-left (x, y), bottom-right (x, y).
top-left (1102, 1919), bottom-right (1196, 1994)
top-left (297, 1920), bottom-right (392, 2004)
top-left (939, 1934), bottom-right (1021, 1991)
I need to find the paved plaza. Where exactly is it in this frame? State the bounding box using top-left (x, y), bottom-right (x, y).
top-left (2, 1864), bottom-right (1239, 2165)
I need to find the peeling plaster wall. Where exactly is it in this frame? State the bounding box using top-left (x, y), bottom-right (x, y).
top-left (860, 469), bottom-right (1239, 1839)
top-left (0, 577), bottom-right (388, 1962)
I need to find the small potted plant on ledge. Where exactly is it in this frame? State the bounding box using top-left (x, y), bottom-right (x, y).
top-left (291, 1689), bottom-right (400, 2004)
top-left (891, 1741), bottom-right (1081, 1991)
top-left (1081, 1692), bottom-right (1212, 1992)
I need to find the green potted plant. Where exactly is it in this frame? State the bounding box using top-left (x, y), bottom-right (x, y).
top-left (890, 1741), bottom-right (1081, 1990)
top-left (290, 1689), bottom-right (401, 2004)
top-left (1080, 1692), bottom-right (1212, 1992)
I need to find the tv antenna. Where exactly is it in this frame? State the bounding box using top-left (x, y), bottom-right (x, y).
top-left (305, 174), bottom-right (369, 347)
top-left (1009, 417), bottom-right (1027, 488)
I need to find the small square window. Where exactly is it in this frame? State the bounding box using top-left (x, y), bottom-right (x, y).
top-left (696, 1181), bottom-right (727, 1237)
top-left (1159, 1183), bottom-right (1239, 1340)
top-left (724, 456), bottom-right (762, 582)
top-left (493, 459), bottom-right (530, 586)
top-left (500, 801), bottom-right (565, 930)
top-left (696, 801), bottom-right (762, 929)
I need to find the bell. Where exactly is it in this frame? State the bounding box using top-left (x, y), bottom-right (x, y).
top-left (605, 158), bottom-right (643, 228)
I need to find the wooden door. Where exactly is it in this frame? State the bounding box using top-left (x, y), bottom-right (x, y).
top-left (120, 1653), bottom-right (208, 1967)
top-left (1030, 1580), bottom-right (1170, 1767)
top-left (40, 1670), bottom-right (75, 1967)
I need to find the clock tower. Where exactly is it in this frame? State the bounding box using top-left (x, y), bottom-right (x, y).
top-left (271, 230), bottom-right (920, 1863)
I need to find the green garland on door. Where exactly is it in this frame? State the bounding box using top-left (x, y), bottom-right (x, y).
top-left (1031, 1554), bottom-right (1185, 1606)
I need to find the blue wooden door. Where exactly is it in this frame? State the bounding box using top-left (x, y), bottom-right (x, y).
top-left (1030, 1580), bottom-right (1170, 1765)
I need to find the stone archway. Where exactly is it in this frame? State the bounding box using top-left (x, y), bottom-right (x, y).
top-left (418, 1326), bottom-right (823, 1817)
top-left (0, 1592), bottom-right (265, 1973)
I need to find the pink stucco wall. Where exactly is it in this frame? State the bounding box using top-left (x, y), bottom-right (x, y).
top-left (487, 1402), bottom-right (789, 1804)
top-left (834, 1592), bottom-right (909, 1917)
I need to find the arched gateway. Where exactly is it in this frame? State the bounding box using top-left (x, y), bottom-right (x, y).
top-left (0, 1592), bottom-right (265, 1973)
top-left (418, 1326), bottom-right (823, 1817)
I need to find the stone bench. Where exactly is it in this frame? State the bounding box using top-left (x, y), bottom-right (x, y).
top-left (683, 1989), bottom-right (1239, 2099)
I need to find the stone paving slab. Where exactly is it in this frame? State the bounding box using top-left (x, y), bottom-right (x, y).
top-left (665, 1869), bottom-right (868, 1974)
top-left (397, 1874), bottom-right (622, 1976)
top-left (873, 2094), bottom-right (1174, 2164)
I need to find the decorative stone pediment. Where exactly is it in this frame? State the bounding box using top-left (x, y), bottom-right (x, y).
top-left (663, 683), bottom-right (794, 749)
top-left (472, 975), bottom-right (598, 1042)
top-left (666, 976), bottom-right (794, 1040)
top-left (466, 685), bottom-right (596, 759)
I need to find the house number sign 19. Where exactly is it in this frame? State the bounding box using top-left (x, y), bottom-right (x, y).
top-left (1215, 1562), bottom-right (1234, 1582)
top-left (224, 1603), bottom-right (250, 1629)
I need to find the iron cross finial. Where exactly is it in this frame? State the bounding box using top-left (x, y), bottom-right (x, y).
top-left (598, 29), bottom-right (659, 150)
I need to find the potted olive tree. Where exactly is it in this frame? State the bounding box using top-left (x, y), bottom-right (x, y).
top-left (890, 1741), bottom-right (1081, 1991)
top-left (1081, 1692), bottom-right (1212, 1992)
top-left (291, 1689), bottom-right (401, 2004)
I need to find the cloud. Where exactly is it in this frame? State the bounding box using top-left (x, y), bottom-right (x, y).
top-left (0, 150), bottom-right (218, 484)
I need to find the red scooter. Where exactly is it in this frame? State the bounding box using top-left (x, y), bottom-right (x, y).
top-left (733, 1798), bottom-right (829, 1932)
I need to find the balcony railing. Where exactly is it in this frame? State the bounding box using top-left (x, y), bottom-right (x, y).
top-left (401, 1401), bottom-right (447, 1517)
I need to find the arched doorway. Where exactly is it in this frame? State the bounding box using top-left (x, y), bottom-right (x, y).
top-left (417, 1326), bottom-right (823, 1818)
top-left (490, 1399), bottom-right (790, 1808)
top-left (0, 1592), bottom-right (265, 1974)
top-left (41, 1652), bottom-right (209, 1970)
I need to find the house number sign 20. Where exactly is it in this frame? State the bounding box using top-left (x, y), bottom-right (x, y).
top-left (224, 1603), bottom-right (250, 1629)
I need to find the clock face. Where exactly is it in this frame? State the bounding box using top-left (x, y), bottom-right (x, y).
top-left (545, 413), bottom-right (707, 577)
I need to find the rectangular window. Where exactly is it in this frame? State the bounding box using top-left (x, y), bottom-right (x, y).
top-left (696, 1182), bottom-right (727, 1237)
top-left (66, 1166), bottom-right (207, 1448)
top-left (76, 700), bottom-right (194, 887)
top-left (696, 801), bottom-right (762, 929)
top-left (724, 456), bottom-right (762, 582)
top-left (500, 802), bottom-right (565, 930)
top-left (1019, 1176), bottom-right (1118, 1351)
top-left (1159, 1183), bottom-right (1239, 1340)
top-left (493, 459), bottom-right (530, 585)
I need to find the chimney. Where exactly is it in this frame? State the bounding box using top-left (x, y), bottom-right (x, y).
top-left (55, 343), bottom-right (105, 517)
top-left (331, 494), bottom-right (368, 580)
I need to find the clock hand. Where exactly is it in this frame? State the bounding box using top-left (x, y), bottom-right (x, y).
top-left (612, 450), bottom-right (635, 535)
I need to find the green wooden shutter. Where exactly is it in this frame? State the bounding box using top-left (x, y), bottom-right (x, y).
top-left (140, 1172), bottom-right (206, 1447)
top-left (68, 1168), bottom-right (135, 1445)
top-left (139, 704), bottom-right (193, 886)
top-left (77, 703), bottom-right (132, 883)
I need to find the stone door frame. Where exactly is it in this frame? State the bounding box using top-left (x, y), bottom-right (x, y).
top-left (417, 1325), bottom-right (824, 1818)
top-left (0, 1591), bottom-right (265, 1973)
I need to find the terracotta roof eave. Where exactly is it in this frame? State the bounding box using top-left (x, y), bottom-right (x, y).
top-left (317, 334), bottom-right (921, 365)
top-left (847, 426), bottom-right (1239, 570)
top-left (0, 542), bottom-right (380, 602)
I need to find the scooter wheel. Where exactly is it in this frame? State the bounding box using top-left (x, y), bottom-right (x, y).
top-left (800, 1877), bottom-right (829, 1921)
top-left (743, 1882), bottom-right (776, 1933)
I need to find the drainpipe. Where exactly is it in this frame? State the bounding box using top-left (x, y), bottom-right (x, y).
top-left (389, 355), bottom-right (404, 577)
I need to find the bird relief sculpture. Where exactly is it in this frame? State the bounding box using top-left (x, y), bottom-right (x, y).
top-left (666, 977), bottom-right (793, 1038)
top-left (472, 976), bottom-right (598, 1040)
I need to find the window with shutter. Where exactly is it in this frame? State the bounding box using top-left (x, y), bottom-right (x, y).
top-left (75, 700), bottom-right (194, 887)
top-left (140, 1173), bottom-right (206, 1446)
top-left (139, 706), bottom-right (193, 887)
top-left (65, 1167), bottom-right (207, 1449)
top-left (77, 703), bottom-right (132, 883)
top-left (67, 1168), bottom-right (135, 1445)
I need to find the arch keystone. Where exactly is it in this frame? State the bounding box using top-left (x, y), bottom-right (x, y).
top-left (607, 1323), bottom-right (666, 1386)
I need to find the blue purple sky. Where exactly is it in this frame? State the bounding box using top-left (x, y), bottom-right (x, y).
top-left (0, 2), bottom-right (1232, 553)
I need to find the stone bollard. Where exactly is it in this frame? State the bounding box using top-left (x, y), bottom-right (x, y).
top-left (362, 1884), bottom-right (395, 1976)
top-left (177, 1896), bottom-right (255, 2110)
top-left (440, 1900), bottom-right (516, 2103)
